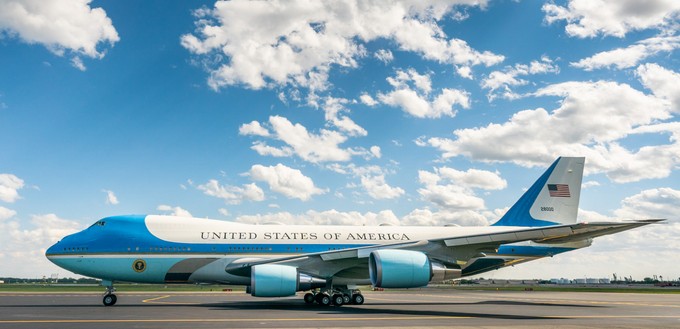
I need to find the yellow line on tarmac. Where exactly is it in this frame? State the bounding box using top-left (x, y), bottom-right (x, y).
top-left (142, 295), bottom-right (202, 305)
top-left (141, 295), bottom-right (171, 303)
top-left (0, 316), bottom-right (472, 324)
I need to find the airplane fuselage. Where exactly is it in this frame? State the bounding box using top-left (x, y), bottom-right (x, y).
top-left (46, 215), bottom-right (582, 285)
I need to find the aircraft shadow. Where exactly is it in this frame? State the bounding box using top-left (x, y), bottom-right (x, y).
top-left (197, 299), bottom-right (602, 320)
top-left (0, 298), bottom-right (602, 321)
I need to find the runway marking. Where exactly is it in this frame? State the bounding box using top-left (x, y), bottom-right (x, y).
top-left (142, 295), bottom-right (201, 305)
top-left (142, 295), bottom-right (172, 303)
top-left (1, 315), bottom-right (680, 324)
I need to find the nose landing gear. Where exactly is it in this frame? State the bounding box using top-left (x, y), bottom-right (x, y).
top-left (102, 281), bottom-right (117, 306)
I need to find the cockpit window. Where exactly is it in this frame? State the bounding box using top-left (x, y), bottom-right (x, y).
top-left (88, 220), bottom-right (106, 228)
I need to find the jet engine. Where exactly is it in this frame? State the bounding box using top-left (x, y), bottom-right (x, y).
top-left (249, 264), bottom-right (326, 297)
top-left (369, 249), bottom-right (461, 288)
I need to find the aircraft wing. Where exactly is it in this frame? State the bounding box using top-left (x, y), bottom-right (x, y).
top-left (225, 219), bottom-right (662, 279)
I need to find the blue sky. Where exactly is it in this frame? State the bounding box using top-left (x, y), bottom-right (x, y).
top-left (1, 0), bottom-right (679, 280)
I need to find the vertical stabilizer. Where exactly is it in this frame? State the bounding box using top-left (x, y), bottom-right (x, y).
top-left (492, 157), bottom-right (585, 227)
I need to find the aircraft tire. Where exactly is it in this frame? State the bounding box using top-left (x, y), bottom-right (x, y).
top-left (103, 294), bottom-right (117, 306)
top-left (351, 293), bottom-right (364, 305)
top-left (342, 294), bottom-right (350, 304)
top-left (316, 293), bottom-right (331, 306)
top-left (332, 294), bottom-right (344, 306)
top-left (303, 293), bottom-right (315, 304)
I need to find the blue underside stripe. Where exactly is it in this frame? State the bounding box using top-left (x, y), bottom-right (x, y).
top-left (497, 245), bottom-right (574, 256)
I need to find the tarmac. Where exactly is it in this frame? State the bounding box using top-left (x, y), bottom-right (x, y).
top-left (1, 288), bottom-right (679, 328)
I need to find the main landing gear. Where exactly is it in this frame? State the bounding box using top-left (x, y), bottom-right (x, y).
top-left (303, 288), bottom-right (364, 307)
top-left (102, 281), bottom-right (117, 306)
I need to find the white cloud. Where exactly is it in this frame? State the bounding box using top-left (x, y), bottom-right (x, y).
top-left (543, 0), bottom-right (680, 38)
top-left (0, 206), bottom-right (16, 220)
top-left (614, 187), bottom-right (680, 220)
top-left (319, 96), bottom-right (367, 137)
top-left (359, 93), bottom-right (378, 106)
top-left (70, 56), bottom-right (86, 71)
top-left (0, 0), bottom-right (119, 69)
top-left (239, 120), bottom-right (270, 137)
top-left (0, 213), bottom-right (82, 277)
top-left (326, 163), bottom-right (386, 177)
top-left (436, 167), bottom-right (507, 190)
top-left (417, 166), bottom-right (506, 211)
top-left (387, 68), bottom-right (432, 93)
top-left (250, 163), bottom-right (325, 201)
top-left (572, 36), bottom-right (680, 71)
top-left (377, 69), bottom-right (470, 118)
top-left (157, 205), bottom-right (193, 218)
top-left (0, 173), bottom-right (24, 203)
top-left (360, 175), bottom-right (404, 200)
top-left (636, 63), bottom-right (680, 109)
top-left (248, 115), bottom-right (363, 163)
top-left (197, 180), bottom-right (265, 204)
top-left (456, 65), bottom-right (473, 79)
top-left (582, 181), bottom-right (601, 189)
top-left (181, 0), bottom-right (502, 90)
top-left (426, 78), bottom-right (680, 183)
top-left (251, 142), bottom-right (294, 158)
top-left (102, 189), bottom-right (119, 205)
top-left (374, 49), bottom-right (393, 64)
top-left (481, 56), bottom-right (559, 101)
top-left (419, 183), bottom-right (485, 210)
top-left (401, 208), bottom-right (501, 226)
top-left (369, 145), bottom-right (381, 158)
top-left (218, 208), bottom-right (230, 217)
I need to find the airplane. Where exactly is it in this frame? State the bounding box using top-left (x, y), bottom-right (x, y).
top-left (45, 157), bottom-right (662, 306)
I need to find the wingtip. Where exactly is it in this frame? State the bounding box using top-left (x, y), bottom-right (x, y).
top-left (627, 219), bottom-right (666, 224)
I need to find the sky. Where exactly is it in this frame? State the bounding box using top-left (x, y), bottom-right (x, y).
top-left (0, 0), bottom-right (679, 281)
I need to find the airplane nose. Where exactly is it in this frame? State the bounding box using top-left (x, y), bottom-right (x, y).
top-left (45, 241), bottom-right (62, 259)
top-left (46, 242), bottom-right (56, 254)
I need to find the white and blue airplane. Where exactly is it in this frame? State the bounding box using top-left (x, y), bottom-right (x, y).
top-left (46, 157), bottom-right (661, 306)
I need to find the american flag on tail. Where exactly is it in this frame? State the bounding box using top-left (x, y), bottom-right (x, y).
top-left (547, 184), bottom-right (570, 197)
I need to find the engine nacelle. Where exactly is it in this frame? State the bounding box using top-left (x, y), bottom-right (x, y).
top-left (250, 264), bottom-right (326, 297)
top-left (369, 249), bottom-right (431, 288)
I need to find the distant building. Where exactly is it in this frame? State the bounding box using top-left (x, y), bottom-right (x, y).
top-left (550, 278), bottom-right (571, 284)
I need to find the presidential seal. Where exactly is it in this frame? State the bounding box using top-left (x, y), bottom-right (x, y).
top-left (132, 259), bottom-right (146, 273)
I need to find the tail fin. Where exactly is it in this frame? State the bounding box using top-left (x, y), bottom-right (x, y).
top-left (492, 157), bottom-right (585, 227)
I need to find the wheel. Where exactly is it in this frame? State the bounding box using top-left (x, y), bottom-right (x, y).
top-left (351, 293), bottom-right (364, 305)
top-left (332, 294), bottom-right (344, 306)
top-left (303, 293), bottom-right (315, 304)
top-left (342, 294), bottom-right (350, 304)
top-left (103, 294), bottom-right (117, 306)
top-left (316, 293), bottom-right (331, 306)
